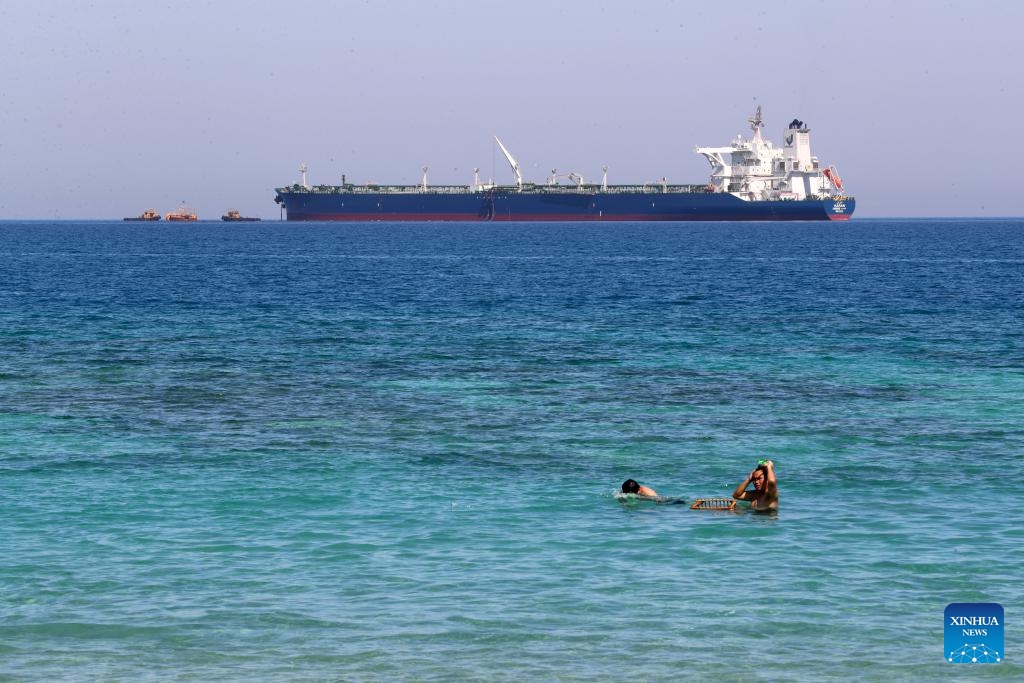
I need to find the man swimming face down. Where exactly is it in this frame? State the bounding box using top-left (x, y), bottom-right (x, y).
top-left (621, 479), bottom-right (657, 497)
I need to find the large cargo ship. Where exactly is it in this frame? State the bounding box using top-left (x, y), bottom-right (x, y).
top-left (274, 108), bottom-right (854, 222)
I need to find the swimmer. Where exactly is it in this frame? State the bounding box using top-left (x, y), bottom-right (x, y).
top-left (621, 479), bottom-right (658, 498)
top-left (731, 459), bottom-right (778, 511)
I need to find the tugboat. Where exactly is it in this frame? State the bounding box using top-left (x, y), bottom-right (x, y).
top-left (123, 209), bottom-right (161, 221)
top-left (221, 209), bottom-right (261, 222)
top-left (165, 204), bottom-right (198, 221)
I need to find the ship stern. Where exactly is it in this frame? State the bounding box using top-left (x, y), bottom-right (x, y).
top-left (826, 197), bottom-right (855, 221)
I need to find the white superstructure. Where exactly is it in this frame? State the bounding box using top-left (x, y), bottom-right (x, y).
top-left (695, 107), bottom-right (845, 201)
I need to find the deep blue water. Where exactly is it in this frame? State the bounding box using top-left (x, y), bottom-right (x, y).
top-left (1, 219), bottom-right (1022, 681)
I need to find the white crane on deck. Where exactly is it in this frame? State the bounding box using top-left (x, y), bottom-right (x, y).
top-left (547, 169), bottom-right (586, 188)
top-left (494, 136), bottom-right (523, 190)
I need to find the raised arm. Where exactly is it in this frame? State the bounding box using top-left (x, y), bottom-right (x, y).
top-left (763, 460), bottom-right (778, 501)
top-left (732, 470), bottom-right (756, 501)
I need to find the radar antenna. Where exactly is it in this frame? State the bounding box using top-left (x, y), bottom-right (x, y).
top-left (748, 105), bottom-right (764, 144)
top-left (748, 105), bottom-right (763, 133)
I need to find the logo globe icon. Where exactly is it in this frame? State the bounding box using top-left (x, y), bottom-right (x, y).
top-left (948, 644), bottom-right (1001, 663)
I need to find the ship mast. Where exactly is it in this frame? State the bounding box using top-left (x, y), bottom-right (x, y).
top-left (494, 136), bottom-right (523, 190)
top-left (749, 105), bottom-right (764, 145)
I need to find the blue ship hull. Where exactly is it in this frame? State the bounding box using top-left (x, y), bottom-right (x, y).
top-left (274, 188), bottom-right (855, 222)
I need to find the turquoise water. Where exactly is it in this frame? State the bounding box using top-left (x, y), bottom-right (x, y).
top-left (1, 219), bottom-right (1021, 681)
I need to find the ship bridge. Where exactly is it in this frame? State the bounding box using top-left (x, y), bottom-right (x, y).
top-left (695, 107), bottom-right (843, 201)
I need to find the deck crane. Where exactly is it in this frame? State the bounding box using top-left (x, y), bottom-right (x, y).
top-left (494, 136), bottom-right (523, 190)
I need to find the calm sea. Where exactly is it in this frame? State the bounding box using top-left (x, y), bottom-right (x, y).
top-left (1, 219), bottom-right (1021, 681)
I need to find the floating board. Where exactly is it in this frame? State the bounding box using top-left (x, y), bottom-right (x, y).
top-left (689, 498), bottom-right (737, 511)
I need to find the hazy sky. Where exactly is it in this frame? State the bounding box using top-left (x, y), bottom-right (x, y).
top-left (0, 0), bottom-right (1019, 219)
